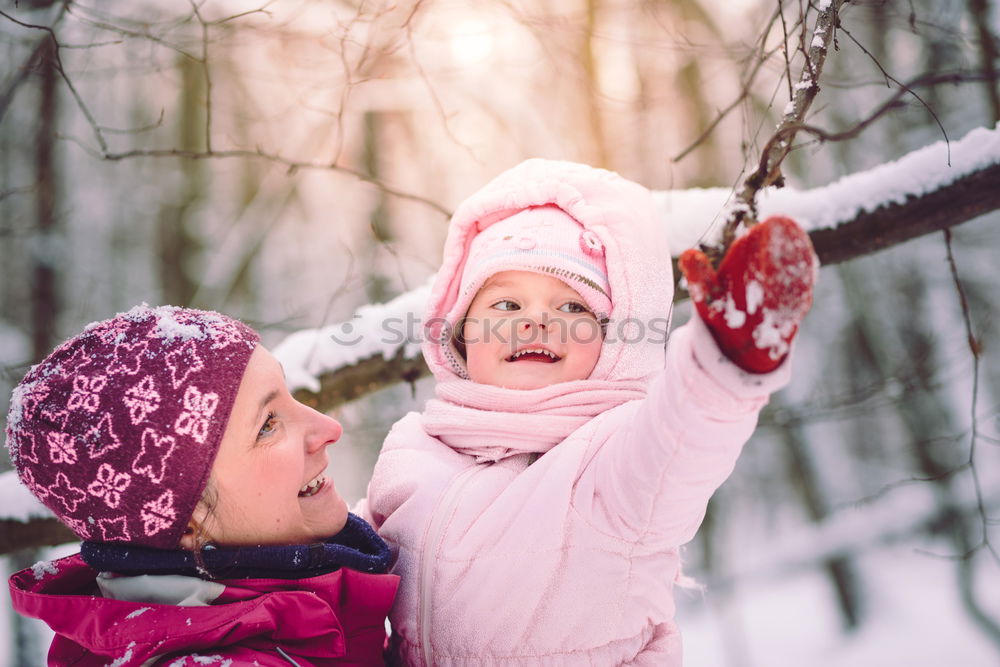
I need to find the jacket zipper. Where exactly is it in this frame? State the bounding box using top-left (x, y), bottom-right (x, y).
top-left (420, 464), bottom-right (483, 666)
top-left (276, 646), bottom-right (303, 665)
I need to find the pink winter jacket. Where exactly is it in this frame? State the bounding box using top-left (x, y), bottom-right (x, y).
top-left (360, 159), bottom-right (793, 665)
top-left (9, 552), bottom-right (398, 665)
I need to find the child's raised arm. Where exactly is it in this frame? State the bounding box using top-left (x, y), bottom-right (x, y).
top-left (576, 217), bottom-right (817, 548)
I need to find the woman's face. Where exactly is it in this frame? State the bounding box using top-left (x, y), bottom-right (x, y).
top-left (185, 346), bottom-right (349, 547)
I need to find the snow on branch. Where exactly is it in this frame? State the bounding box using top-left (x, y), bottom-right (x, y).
top-left (0, 470), bottom-right (75, 553)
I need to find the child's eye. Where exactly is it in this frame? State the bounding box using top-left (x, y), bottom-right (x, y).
top-left (558, 301), bottom-right (591, 314)
top-left (257, 412), bottom-right (278, 441)
top-left (491, 300), bottom-right (520, 312)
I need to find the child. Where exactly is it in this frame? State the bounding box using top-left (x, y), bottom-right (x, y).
top-left (359, 159), bottom-right (817, 665)
top-left (6, 305), bottom-right (399, 666)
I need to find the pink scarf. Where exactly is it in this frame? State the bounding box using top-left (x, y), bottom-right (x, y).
top-left (422, 379), bottom-right (647, 463)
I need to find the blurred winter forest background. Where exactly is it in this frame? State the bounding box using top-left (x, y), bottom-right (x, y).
top-left (1, 0), bottom-right (999, 665)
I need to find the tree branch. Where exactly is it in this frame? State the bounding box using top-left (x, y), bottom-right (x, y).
top-left (713, 0), bottom-right (846, 263)
top-left (64, 143), bottom-right (452, 216)
top-left (807, 161), bottom-right (1000, 265)
top-left (287, 159), bottom-right (1000, 414)
top-left (0, 518), bottom-right (75, 555)
top-left (293, 346), bottom-right (428, 411)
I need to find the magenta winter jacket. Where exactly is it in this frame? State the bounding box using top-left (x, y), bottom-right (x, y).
top-left (359, 160), bottom-right (794, 665)
top-left (9, 552), bottom-right (398, 666)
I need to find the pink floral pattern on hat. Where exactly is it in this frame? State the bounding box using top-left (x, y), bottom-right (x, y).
top-left (141, 490), bottom-right (178, 537)
top-left (123, 376), bottom-right (161, 425)
top-left (174, 386), bottom-right (219, 444)
top-left (67, 375), bottom-right (107, 413)
top-left (132, 428), bottom-right (177, 483)
top-left (87, 464), bottom-right (132, 509)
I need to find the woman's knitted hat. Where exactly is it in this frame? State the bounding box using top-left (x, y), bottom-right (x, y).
top-left (450, 205), bottom-right (612, 326)
top-left (4, 305), bottom-right (259, 549)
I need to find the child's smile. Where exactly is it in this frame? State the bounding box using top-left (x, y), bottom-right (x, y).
top-left (462, 271), bottom-right (603, 389)
top-left (506, 346), bottom-right (561, 363)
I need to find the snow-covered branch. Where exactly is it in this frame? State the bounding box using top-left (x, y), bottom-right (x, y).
top-left (0, 471), bottom-right (74, 553)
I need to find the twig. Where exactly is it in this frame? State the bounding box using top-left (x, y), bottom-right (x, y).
top-left (189, 0), bottom-right (213, 153)
top-left (402, 1), bottom-right (481, 164)
top-left (68, 9), bottom-right (201, 62)
top-left (0, 184), bottom-right (37, 203)
top-left (1, 9), bottom-right (108, 154)
top-left (672, 8), bottom-right (786, 162)
top-left (740, 70), bottom-right (989, 170)
top-left (779, 1), bottom-right (795, 102)
top-left (96, 109), bottom-right (166, 135)
top-left (63, 140), bottom-right (452, 216)
top-left (710, 0), bottom-right (846, 265)
top-left (838, 24), bottom-right (950, 163)
top-left (944, 228), bottom-right (998, 566)
top-left (0, 37), bottom-right (48, 123)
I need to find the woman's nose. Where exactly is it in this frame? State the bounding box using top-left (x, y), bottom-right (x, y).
top-left (304, 406), bottom-right (343, 452)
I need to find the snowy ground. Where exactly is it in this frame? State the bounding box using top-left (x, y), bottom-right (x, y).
top-left (680, 541), bottom-right (1000, 667)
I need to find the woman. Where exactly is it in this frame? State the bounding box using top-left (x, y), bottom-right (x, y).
top-left (6, 304), bottom-right (398, 666)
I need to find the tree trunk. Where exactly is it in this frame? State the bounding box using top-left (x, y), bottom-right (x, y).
top-left (774, 398), bottom-right (864, 630)
top-left (968, 0), bottom-right (1000, 123)
top-left (157, 55), bottom-right (206, 306)
top-left (364, 110), bottom-right (393, 304)
top-left (31, 37), bottom-right (58, 360)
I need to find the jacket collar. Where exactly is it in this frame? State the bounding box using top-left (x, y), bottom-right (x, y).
top-left (80, 513), bottom-right (391, 579)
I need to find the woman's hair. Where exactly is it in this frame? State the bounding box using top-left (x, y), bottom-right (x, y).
top-left (187, 479), bottom-right (222, 577)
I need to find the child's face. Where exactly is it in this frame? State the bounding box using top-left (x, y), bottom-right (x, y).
top-left (462, 271), bottom-right (603, 390)
top-left (188, 346), bottom-right (349, 547)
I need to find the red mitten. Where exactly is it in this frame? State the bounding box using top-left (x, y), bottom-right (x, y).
top-left (679, 216), bottom-right (818, 374)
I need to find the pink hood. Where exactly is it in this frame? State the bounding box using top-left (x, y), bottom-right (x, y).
top-left (423, 158), bottom-right (673, 384)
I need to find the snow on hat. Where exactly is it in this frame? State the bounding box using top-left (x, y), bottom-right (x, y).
top-left (4, 305), bottom-right (259, 549)
top-left (452, 205), bottom-right (612, 326)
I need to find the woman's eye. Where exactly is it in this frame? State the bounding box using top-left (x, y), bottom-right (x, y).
top-left (558, 301), bottom-right (591, 314)
top-left (257, 412), bottom-right (278, 440)
top-left (492, 300), bottom-right (520, 312)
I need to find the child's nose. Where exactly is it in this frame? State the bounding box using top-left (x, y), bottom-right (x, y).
top-left (519, 316), bottom-right (546, 330)
top-left (519, 306), bottom-right (551, 329)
